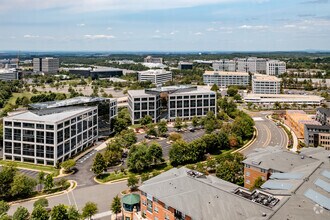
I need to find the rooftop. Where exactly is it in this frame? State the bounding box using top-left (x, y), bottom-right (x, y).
top-left (122, 194), bottom-right (140, 205)
top-left (305, 124), bottom-right (330, 130)
top-left (253, 75), bottom-right (281, 82)
top-left (139, 167), bottom-right (275, 220)
top-left (317, 107), bottom-right (330, 117)
top-left (204, 71), bottom-right (249, 76)
top-left (139, 69), bottom-right (171, 75)
top-left (244, 93), bottom-right (324, 101)
top-left (4, 106), bottom-right (96, 123)
top-left (0, 68), bottom-right (16, 74)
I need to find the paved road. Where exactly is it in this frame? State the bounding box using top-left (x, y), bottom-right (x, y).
top-left (240, 111), bottom-right (288, 156)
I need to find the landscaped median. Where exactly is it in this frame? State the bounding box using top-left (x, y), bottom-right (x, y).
top-left (0, 160), bottom-right (59, 176)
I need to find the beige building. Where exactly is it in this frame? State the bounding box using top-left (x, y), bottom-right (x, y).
top-left (252, 75), bottom-right (281, 94)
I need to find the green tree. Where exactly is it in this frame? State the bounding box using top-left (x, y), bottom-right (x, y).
top-left (215, 153), bottom-right (244, 185)
top-left (82, 202), bottom-right (98, 220)
top-left (0, 201), bottom-right (9, 216)
top-left (0, 164), bottom-right (17, 197)
top-left (44, 174), bottom-right (54, 190)
top-left (104, 141), bottom-right (123, 166)
top-left (10, 174), bottom-right (37, 197)
top-left (233, 94), bottom-right (241, 101)
top-left (119, 129), bottom-right (137, 148)
top-left (157, 120), bottom-right (168, 137)
top-left (92, 153), bottom-right (107, 176)
top-left (33, 198), bottom-right (48, 208)
top-left (174, 117), bottom-right (183, 131)
top-left (127, 175), bottom-right (139, 191)
top-left (147, 142), bottom-right (163, 164)
top-left (31, 205), bottom-right (49, 220)
top-left (274, 102), bottom-right (281, 110)
top-left (139, 115), bottom-right (153, 126)
top-left (169, 140), bottom-right (189, 166)
top-left (168, 132), bottom-right (182, 142)
top-left (50, 204), bottom-right (68, 220)
top-left (13, 206), bottom-right (29, 220)
top-left (146, 124), bottom-right (158, 137)
top-left (227, 86), bottom-right (238, 97)
top-left (210, 84), bottom-right (219, 92)
top-left (37, 171), bottom-right (45, 191)
top-left (61, 159), bottom-right (76, 173)
top-left (192, 116), bottom-right (199, 128)
top-left (127, 144), bottom-right (151, 172)
top-left (250, 177), bottom-right (265, 191)
top-left (67, 206), bottom-right (81, 220)
top-left (111, 195), bottom-right (122, 220)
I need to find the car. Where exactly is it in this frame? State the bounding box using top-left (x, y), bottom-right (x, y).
top-left (188, 126), bottom-right (195, 132)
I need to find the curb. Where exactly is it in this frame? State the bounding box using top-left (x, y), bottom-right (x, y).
top-left (94, 176), bottom-right (129, 185)
top-left (9, 180), bottom-right (77, 205)
top-left (232, 126), bottom-right (258, 154)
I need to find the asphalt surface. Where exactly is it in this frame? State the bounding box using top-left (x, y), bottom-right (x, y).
top-left (240, 111), bottom-right (288, 156)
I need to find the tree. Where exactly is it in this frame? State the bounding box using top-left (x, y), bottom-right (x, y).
top-left (31, 205), bottom-right (49, 220)
top-left (82, 202), bottom-right (98, 220)
top-left (50, 204), bottom-right (69, 220)
top-left (104, 142), bottom-right (122, 166)
top-left (37, 171), bottom-right (46, 191)
top-left (44, 174), bottom-right (54, 190)
top-left (227, 86), bottom-right (238, 97)
top-left (139, 115), bottom-right (153, 126)
top-left (119, 129), bottom-right (137, 148)
top-left (147, 142), bottom-right (163, 164)
top-left (10, 174), bottom-right (37, 197)
top-left (0, 201), bottom-right (9, 216)
top-left (274, 102), bottom-right (281, 110)
top-left (33, 198), bottom-right (48, 208)
top-left (168, 132), bottom-right (182, 142)
top-left (111, 195), bottom-right (122, 220)
top-left (250, 177), bottom-right (265, 191)
top-left (127, 175), bottom-right (139, 191)
top-left (157, 120), bottom-right (168, 137)
top-left (92, 153), bottom-right (107, 176)
top-left (192, 116), bottom-right (199, 128)
top-left (215, 153), bottom-right (244, 185)
top-left (0, 164), bottom-right (17, 197)
top-left (61, 159), bottom-right (76, 173)
top-left (169, 140), bottom-right (189, 166)
top-left (146, 124), bottom-right (158, 137)
top-left (13, 206), bottom-right (29, 220)
top-left (233, 94), bottom-right (241, 101)
top-left (174, 117), bottom-right (183, 131)
top-left (112, 118), bottom-right (128, 134)
top-left (127, 144), bottom-right (151, 172)
top-left (210, 84), bottom-right (219, 92)
top-left (67, 206), bottom-right (81, 220)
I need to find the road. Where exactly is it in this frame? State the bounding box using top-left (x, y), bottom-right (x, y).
top-left (240, 111), bottom-right (288, 156)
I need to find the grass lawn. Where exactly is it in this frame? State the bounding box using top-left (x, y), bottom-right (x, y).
top-left (0, 160), bottom-right (59, 175)
top-left (8, 92), bottom-right (35, 105)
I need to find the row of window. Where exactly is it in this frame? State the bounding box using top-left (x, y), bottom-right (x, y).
top-left (169, 99), bottom-right (216, 108)
top-left (4, 121), bottom-right (54, 130)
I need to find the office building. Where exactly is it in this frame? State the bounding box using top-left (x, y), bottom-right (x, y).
top-left (0, 68), bottom-right (18, 81)
top-left (203, 71), bottom-right (250, 87)
top-left (244, 94), bottom-right (325, 107)
top-left (67, 67), bottom-right (123, 79)
top-left (212, 59), bottom-right (236, 72)
top-left (3, 107), bottom-right (98, 166)
top-left (236, 57), bottom-right (267, 74)
top-left (266, 60), bottom-right (286, 76)
top-left (144, 56), bottom-right (163, 64)
top-left (178, 62), bottom-right (193, 70)
top-left (252, 75), bottom-right (281, 94)
top-left (33, 57), bottom-right (59, 74)
top-left (316, 107), bottom-right (330, 125)
top-left (304, 124), bottom-right (330, 150)
top-left (168, 87), bottom-right (216, 121)
top-left (128, 85), bottom-right (216, 124)
top-left (138, 69), bottom-right (172, 85)
top-left (29, 96), bottom-right (117, 137)
top-left (128, 90), bottom-right (161, 124)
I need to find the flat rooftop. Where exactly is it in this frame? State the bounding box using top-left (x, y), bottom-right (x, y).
top-left (253, 75), bottom-right (281, 82)
top-left (204, 71), bottom-right (249, 76)
top-left (139, 69), bottom-right (171, 75)
top-left (29, 96), bottom-right (114, 110)
top-left (4, 107), bottom-right (96, 123)
top-left (244, 93), bottom-right (324, 101)
top-left (0, 68), bottom-right (16, 73)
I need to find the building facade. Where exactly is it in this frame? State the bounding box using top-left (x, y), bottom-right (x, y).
top-left (252, 75), bottom-right (281, 94)
top-left (236, 57), bottom-right (267, 74)
top-left (0, 68), bottom-right (18, 81)
top-left (144, 56), bottom-right (163, 64)
top-left (212, 60), bottom-right (236, 72)
top-left (128, 90), bottom-right (161, 124)
top-left (3, 107), bottom-right (98, 166)
top-left (304, 124), bottom-right (330, 150)
top-left (266, 60), bottom-right (286, 76)
top-left (138, 70), bottom-right (172, 85)
top-left (315, 107), bottom-right (330, 125)
top-left (203, 71), bottom-right (250, 87)
top-left (178, 62), bottom-right (193, 70)
top-left (33, 57), bottom-right (59, 73)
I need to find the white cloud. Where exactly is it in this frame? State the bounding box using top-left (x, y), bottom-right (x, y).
top-left (23, 34), bottom-right (39, 38)
top-left (155, 30), bottom-right (160, 33)
top-left (194, 32), bottom-right (203, 35)
top-left (106, 27), bottom-right (112, 30)
top-left (206, 27), bottom-right (218, 32)
top-left (77, 23), bottom-right (85, 27)
top-left (84, 34), bottom-right (115, 39)
top-left (169, 31), bottom-right (179, 35)
top-left (239, 25), bottom-right (268, 30)
top-left (283, 24), bottom-right (296, 28)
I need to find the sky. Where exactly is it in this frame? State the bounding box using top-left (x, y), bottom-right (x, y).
top-left (0, 0), bottom-right (329, 52)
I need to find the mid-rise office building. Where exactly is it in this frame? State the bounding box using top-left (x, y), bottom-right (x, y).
top-left (252, 75), bottom-right (281, 94)
top-left (266, 60), bottom-right (286, 76)
top-left (66, 67), bottom-right (123, 79)
top-left (316, 107), bottom-right (330, 125)
top-left (178, 62), bottom-right (193, 70)
top-left (33, 57), bottom-right (59, 74)
top-left (304, 124), bottom-right (330, 150)
top-left (212, 59), bottom-right (236, 72)
top-left (128, 85), bottom-right (216, 124)
top-left (3, 107), bottom-right (98, 166)
top-left (0, 68), bottom-right (18, 81)
top-left (138, 69), bottom-right (172, 85)
top-left (236, 57), bottom-right (267, 74)
top-left (144, 56), bottom-right (163, 64)
top-left (203, 71), bottom-right (250, 87)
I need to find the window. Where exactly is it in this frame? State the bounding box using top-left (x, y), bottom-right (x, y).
top-left (46, 132), bottom-right (54, 144)
top-left (46, 146), bottom-right (54, 159)
top-left (36, 131), bottom-right (44, 143)
top-left (23, 123), bottom-right (34, 128)
top-left (36, 145), bottom-right (44, 157)
top-left (154, 206), bottom-right (158, 213)
top-left (261, 169), bottom-right (267, 173)
top-left (4, 121), bottom-right (12, 126)
top-left (36, 124), bottom-right (44, 129)
top-left (246, 171), bottom-right (250, 177)
top-left (147, 199), bottom-right (153, 213)
top-left (23, 130), bottom-right (34, 142)
top-left (23, 144), bottom-right (34, 156)
top-left (246, 180), bottom-right (250, 184)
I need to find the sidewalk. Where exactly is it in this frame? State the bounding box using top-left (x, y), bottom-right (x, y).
top-left (281, 122), bottom-right (299, 152)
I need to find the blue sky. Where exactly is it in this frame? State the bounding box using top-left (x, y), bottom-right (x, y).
top-left (0, 0), bottom-right (329, 51)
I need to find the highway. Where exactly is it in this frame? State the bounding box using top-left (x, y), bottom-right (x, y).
top-left (240, 111), bottom-right (288, 156)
